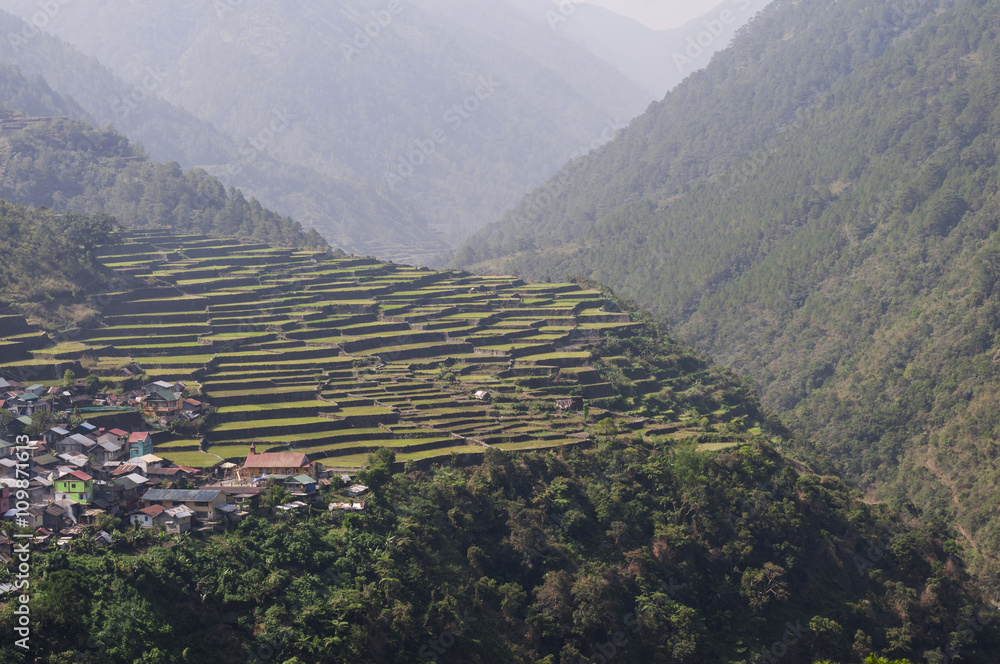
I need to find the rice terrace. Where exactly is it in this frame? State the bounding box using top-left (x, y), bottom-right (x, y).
top-left (0, 229), bottom-right (758, 473)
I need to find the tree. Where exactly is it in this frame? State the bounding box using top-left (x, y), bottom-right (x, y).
top-left (359, 448), bottom-right (396, 491)
top-left (62, 369), bottom-right (76, 389)
top-left (593, 417), bottom-right (617, 437)
top-left (264, 485), bottom-right (291, 508)
top-left (57, 211), bottom-right (119, 254)
top-left (26, 409), bottom-right (55, 437)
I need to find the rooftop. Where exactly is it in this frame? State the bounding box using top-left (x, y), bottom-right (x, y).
top-left (243, 451), bottom-right (311, 469)
top-left (142, 488), bottom-right (223, 502)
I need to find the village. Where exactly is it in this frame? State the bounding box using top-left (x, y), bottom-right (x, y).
top-left (0, 375), bottom-right (368, 563)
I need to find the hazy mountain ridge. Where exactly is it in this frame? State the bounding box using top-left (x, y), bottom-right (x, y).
top-left (0, 8), bottom-right (449, 262)
top-left (0, 63), bottom-right (329, 268)
top-left (504, 0), bottom-right (772, 98)
top-left (1, 0), bottom-right (651, 252)
top-left (457, 0), bottom-right (954, 264)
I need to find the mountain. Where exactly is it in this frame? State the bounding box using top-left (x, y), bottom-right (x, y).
top-left (457, 0), bottom-right (1000, 573)
top-left (457, 0), bottom-right (952, 263)
top-left (0, 9), bottom-right (448, 262)
top-left (504, 0), bottom-right (772, 98)
top-left (0, 63), bottom-right (327, 242)
top-left (0, 0), bottom-right (650, 251)
top-left (1, 229), bottom-right (997, 663)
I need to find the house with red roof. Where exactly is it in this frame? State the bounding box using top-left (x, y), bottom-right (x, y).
top-left (54, 470), bottom-right (93, 504)
top-left (129, 504), bottom-right (193, 533)
top-left (240, 443), bottom-right (317, 480)
top-left (130, 504), bottom-right (165, 529)
top-left (128, 432), bottom-right (154, 458)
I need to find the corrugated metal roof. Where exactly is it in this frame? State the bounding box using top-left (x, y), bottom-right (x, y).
top-left (142, 488), bottom-right (223, 502)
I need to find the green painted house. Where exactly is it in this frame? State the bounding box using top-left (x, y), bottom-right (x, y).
top-left (54, 470), bottom-right (94, 504)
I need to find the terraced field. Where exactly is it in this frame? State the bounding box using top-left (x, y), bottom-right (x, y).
top-left (0, 230), bottom-right (747, 469)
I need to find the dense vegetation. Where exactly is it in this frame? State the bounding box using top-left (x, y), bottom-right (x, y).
top-left (0, 202), bottom-right (120, 302)
top-left (0, 111), bottom-right (326, 249)
top-left (458, 0), bottom-right (1000, 578)
top-left (3, 231), bottom-right (996, 661)
top-left (2, 437), bottom-right (997, 663)
top-left (457, 0), bottom-right (956, 263)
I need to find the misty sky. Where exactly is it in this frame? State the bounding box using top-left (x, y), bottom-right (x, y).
top-left (583, 0), bottom-right (730, 29)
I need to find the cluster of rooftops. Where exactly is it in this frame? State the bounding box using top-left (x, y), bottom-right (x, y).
top-left (0, 377), bottom-right (203, 433)
top-left (0, 416), bottom-right (369, 546)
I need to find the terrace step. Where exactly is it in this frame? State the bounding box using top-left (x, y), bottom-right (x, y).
top-left (206, 387), bottom-right (320, 407)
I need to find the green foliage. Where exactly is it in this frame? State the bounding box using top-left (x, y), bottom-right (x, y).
top-left (0, 202), bottom-right (118, 302)
top-left (2, 437), bottom-right (996, 663)
top-left (264, 485), bottom-right (292, 508)
top-left (0, 111), bottom-right (326, 250)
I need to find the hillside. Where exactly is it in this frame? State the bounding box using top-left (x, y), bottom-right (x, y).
top-left (3, 441), bottom-right (997, 663)
top-left (1, 0), bottom-right (650, 250)
top-left (0, 11), bottom-right (447, 262)
top-left (457, 0), bottom-right (1000, 572)
top-left (0, 106), bottom-right (326, 249)
top-left (0, 202), bottom-right (121, 305)
top-left (457, 0), bottom-right (953, 262)
top-left (1, 232), bottom-right (998, 663)
top-left (1, 229), bottom-right (774, 472)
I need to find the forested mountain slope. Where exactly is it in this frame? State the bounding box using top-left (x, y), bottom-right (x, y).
top-left (0, 65), bottom-right (330, 270)
top-left (2, 0), bottom-right (649, 249)
top-left (458, 0), bottom-right (955, 262)
top-left (4, 441), bottom-right (998, 663)
top-left (460, 0), bottom-right (1000, 571)
top-left (0, 10), bottom-right (447, 262)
